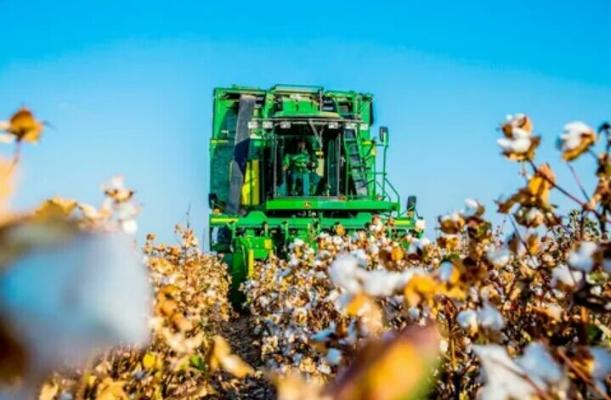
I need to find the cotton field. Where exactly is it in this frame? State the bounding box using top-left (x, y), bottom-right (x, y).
top-left (0, 108), bottom-right (609, 399)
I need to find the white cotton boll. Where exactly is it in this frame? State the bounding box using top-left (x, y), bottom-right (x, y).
top-left (77, 203), bottom-right (100, 219)
top-left (438, 261), bottom-right (455, 282)
top-left (590, 347), bottom-right (611, 393)
top-left (516, 343), bottom-right (563, 388)
top-left (362, 270), bottom-right (394, 296)
top-left (542, 303), bottom-right (563, 321)
top-left (362, 270), bottom-right (412, 297)
top-left (440, 212), bottom-right (462, 223)
top-left (497, 137), bottom-right (530, 154)
top-left (0, 233), bottom-right (151, 371)
top-left (289, 238), bottom-right (305, 250)
top-left (568, 242), bottom-right (598, 272)
top-left (525, 208), bottom-right (544, 224)
top-left (439, 339), bottom-right (449, 354)
top-left (116, 202), bottom-right (138, 220)
top-left (325, 348), bottom-right (342, 366)
top-left (486, 246), bottom-right (511, 268)
top-left (419, 237), bottom-right (431, 247)
top-left (407, 306), bottom-right (421, 320)
top-left (342, 321), bottom-right (358, 345)
top-left (259, 296), bottom-right (270, 308)
top-left (104, 176), bottom-right (125, 191)
top-left (311, 323), bottom-right (336, 342)
top-left (457, 309), bottom-right (478, 332)
top-left (368, 243), bottom-right (380, 256)
top-left (317, 363), bottom-right (331, 375)
top-left (551, 264), bottom-right (583, 288)
top-left (324, 289), bottom-right (340, 304)
top-left (560, 135), bottom-right (581, 151)
top-left (561, 121), bottom-right (594, 150)
top-left (350, 248), bottom-right (369, 267)
top-left (477, 302), bottom-right (505, 331)
top-left (288, 254), bottom-right (300, 267)
top-left (505, 113), bottom-right (526, 124)
top-left (317, 249), bottom-right (331, 260)
top-left (590, 285), bottom-right (602, 296)
top-left (332, 235), bottom-right (344, 246)
top-left (407, 241), bottom-right (419, 254)
top-left (465, 198), bottom-right (479, 210)
top-left (0, 133), bottom-right (16, 143)
top-left (511, 128), bottom-right (531, 139)
top-left (462, 198), bottom-right (481, 217)
top-left (120, 219), bottom-right (138, 235)
top-left (510, 137), bottom-right (532, 153)
top-left (473, 345), bottom-right (535, 400)
top-left (415, 218), bottom-right (426, 231)
top-left (329, 254), bottom-right (362, 293)
top-left (408, 237), bottom-right (431, 254)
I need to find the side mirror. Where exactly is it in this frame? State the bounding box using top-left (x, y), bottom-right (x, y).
top-left (378, 126), bottom-right (389, 145)
top-left (407, 195), bottom-right (417, 212)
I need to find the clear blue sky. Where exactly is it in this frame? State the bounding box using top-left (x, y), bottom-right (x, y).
top-left (1, 0), bottom-right (610, 243)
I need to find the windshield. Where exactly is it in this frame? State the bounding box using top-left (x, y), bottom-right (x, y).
top-left (271, 132), bottom-right (342, 197)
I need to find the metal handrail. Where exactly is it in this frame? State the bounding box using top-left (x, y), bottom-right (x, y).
top-left (366, 174), bottom-right (400, 206)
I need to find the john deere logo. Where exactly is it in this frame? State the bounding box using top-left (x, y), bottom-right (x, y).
top-left (304, 201), bottom-right (312, 209)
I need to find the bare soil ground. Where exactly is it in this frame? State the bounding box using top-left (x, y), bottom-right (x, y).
top-left (211, 315), bottom-right (275, 399)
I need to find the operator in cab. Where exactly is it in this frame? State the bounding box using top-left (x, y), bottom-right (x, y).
top-left (283, 137), bottom-right (317, 196)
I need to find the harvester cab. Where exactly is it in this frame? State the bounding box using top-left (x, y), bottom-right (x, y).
top-left (208, 85), bottom-right (422, 301)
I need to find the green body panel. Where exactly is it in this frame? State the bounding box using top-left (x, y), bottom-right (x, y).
top-left (208, 84), bottom-right (421, 302)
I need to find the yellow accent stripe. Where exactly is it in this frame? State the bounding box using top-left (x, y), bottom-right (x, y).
top-left (247, 249), bottom-right (255, 277)
top-left (241, 160), bottom-right (260, 206)
top-left (210, 217), bottom-right (238, 224)
top-left (210, 139), bottom-right (229, 144)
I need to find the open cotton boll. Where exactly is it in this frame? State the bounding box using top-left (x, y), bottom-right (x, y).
top-left (288, 238), bottom-right (305, 250)
top-left (567, 242), bottom-right (597, 272)
top-left (0, 133), bottom-right (15, 144)
top-left (497, 136), bottom-right (531, 154)
top-left (590, 347), bottom-right (611, 393)
top-left (516, 343), bottom-right (563, 389)
top-left (477, 302), bottom-right (504, 331)
top-left (120, 219), bottom-right (138, 235)
top-left (473, 345), bottom-right (535, 400)
top-left (325, 348), bottom-right (342, 366)
top-left (329, 254), bottom-right (361, 294)
top-left (559, 121), bottom-right (595, 150)
top-left (486, 246), bottom-right (511, 268)
top-left (415, 218), bottom-right (426, 231)
top-left (462, 198), bottom-right (482, 217)
top-left (437, 261), bottom-right (455, 282)
top-left (362, 270), bottom-right (412, 297)
top-left (551, 264), bottom-right (583, 288)
top-left (407, 237), bottom-right (431, 254)
top-left (350, 248), bottom-right (369, 267)
top-left (0, 233), bottom-right (151, 370)
top-left (456, 309), bottom-right (478, 332)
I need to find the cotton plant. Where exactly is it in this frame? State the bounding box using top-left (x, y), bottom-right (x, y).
top-left (473, 343), bottom-right (566, 400)
top-left (0, 105), bottom-right (608, 399)
top-left (0, 108), bottom-right (45, 167)
top-left (497, 113), bottom-right (541, 161)
top-left (0, 229), bottom-right (151, 400)
top-left (38, 226), bottom-right (248, 400)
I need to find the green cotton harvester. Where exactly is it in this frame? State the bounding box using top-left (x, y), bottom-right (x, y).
top-left (208, 85), bottom-right (423, 300)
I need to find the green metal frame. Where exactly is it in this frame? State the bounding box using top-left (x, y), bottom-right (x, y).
top-left (208, 84), bottom-right (421, 303)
